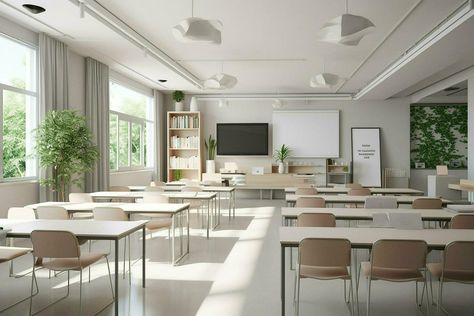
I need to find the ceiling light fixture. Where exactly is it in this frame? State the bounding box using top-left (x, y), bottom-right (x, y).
top-left (22, 4), bottom-right (45, 14)
top-left (316, 0), bottom-right (375, 46)
top-left (310, 73), bottom-right (340, 88)
top-left (204, 63), bottom-right (237, 89)
top-left (158, 79), bottom-right (168, 83)
top-left (79, 1), bottom-right (85, 18)
top-left (272, 99), bottom-right (284, 109)
top-left (172, 0), bottom-right (222, 44)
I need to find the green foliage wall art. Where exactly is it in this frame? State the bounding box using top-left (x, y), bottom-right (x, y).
top-left (410, 104), bottom-right (467, 169)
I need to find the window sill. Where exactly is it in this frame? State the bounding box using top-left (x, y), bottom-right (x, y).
top-left (0, 178), bottom-right (38, 187)
top-left (110, 168), bottom-right (154, 175)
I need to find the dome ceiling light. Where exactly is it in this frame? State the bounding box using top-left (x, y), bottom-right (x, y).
top-left (204, 73), bottom-right (237, 89)
top-left (310, 73), bottom-right (340, 88)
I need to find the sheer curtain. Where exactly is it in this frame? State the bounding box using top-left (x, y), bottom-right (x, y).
top-left (85, 57), bottom-right (110, 192)
top-left (38, 33), bottom-right (69, 201)
top-left (153, 89), bottom-right (165, 182)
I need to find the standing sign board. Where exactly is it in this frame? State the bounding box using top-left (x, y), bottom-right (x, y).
top-left (351, 127), bottom-right (382, 187)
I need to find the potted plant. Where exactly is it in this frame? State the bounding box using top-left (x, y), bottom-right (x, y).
top-left (274, 144), bottom-right (291, 174)
top-left (173, 90), bottom-right (185, 111)
top-left (35, 110), bottom-right (99, 201)
top-left (205, 135), bottom-right (217, 173)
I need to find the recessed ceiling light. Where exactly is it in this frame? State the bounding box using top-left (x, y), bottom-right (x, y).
top-left (22, 4), bottom-right (46, 14)
top-left (158, 79), bottom-right (167, 83)
top-left (444, 86), bottom-right (460, 92)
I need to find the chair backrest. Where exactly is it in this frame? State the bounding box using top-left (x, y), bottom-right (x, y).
top-left (202, 173), bottom-right (222, 184)
top-left (348, 188), bottom-right (371, 196)
top-left (182, 179), bottom-right (199, 186)
top-left (30, 230), bottom-right (80, 259)
top-left (295, 197), bottom-right (326, 208)
top-left (182, 186), bottom-right (203, 192)
top-left (36, 206), bottom-right (69, 220)
top-left (299, 238), bottom-right (351, 267)
top-left (150, 181), bottom-right (166, 187)
top-left (144, 186), bottom-right (165, 192)
top-left (443, 241), bottom-right (474, 271)
top-left (371, 213), bottom-right (390, 228)
top-left (371, 239), bottom-right (427, 270)
top-left (412, 198), bottom-right (442, 209)
top-left (295, 187), bottom-right (317, 195)
top-left (7, 207), bottom-right (36, 220)
top-left (450, 214), bottom-right (474, 229)
top-left (69, 193), bottom-right (93, 203)
top-left (142, 192), bottom-right (169, 203)
top-left (93, 207), bottom-right (128, 221)
top-left (346, 183), bottom-right (363, 189)
top-left (387, 212), bottom-right (423, 229)
top-left (109, 186), bottom-right (130, 192)
top-left (364, 196), bottom-right (398, 209)
top-left (297, 213), bottom-right (336, 227)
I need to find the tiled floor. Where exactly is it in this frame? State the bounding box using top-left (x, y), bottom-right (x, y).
top-left (0, 199), bottom-right (473, 315)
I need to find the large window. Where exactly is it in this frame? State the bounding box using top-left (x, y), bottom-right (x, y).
top-left (0, 34), bottom-right (37, 181)
top-left (109, 81), bottom-right (154, 171)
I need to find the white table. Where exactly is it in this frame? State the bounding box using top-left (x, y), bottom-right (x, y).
top-left (27, 202), bottom-right (190, 264)
top-left (281, 207), bottom-right (455, 224)
top-left (279, 226), bottom-right (474, 316)
top-left (0, 219), bottom-right (146, 316)
top-left (285, 187), bottom-right (424, 195)
top-left (285, 194), bottom-right (452, 207)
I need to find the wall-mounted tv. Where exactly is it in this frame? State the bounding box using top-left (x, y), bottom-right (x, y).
top-left (217, 123), bottom-right (269, 156)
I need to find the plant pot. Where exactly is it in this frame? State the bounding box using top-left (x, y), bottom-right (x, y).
top-left (190, 97), bottom-right (199, 112)
top-left (206, 160), bottom-right (216, 174)
top-left (278, 162), bottom-right (284, 174)
top-left (175, 101), bottom-right (184, 111)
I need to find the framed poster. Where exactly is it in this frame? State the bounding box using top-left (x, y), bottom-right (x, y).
top-left (351, 127), bottom-right (382, 187)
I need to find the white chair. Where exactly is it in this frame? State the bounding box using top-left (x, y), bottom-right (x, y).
top-left (7, 207), bottom-right (36, 277)
top-left (69, 193), bottom-right (94, 219)
top-left (371, 213), bottom-right (390, 228)
top-left (140, 192), bottom-right (173, 238)
top-left (144, 186), bottom-right (165, 192)
top-left (364, 196), bottom-right (398, 209)
top-left (388, 212), bottom-right (423, 230)
top-left (150, 181), bottom-right (166, 187)
top-left (36, 205), bottom-right (69, 220)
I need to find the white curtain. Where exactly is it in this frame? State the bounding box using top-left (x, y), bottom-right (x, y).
top-left (38, 33), bottom-right (69, 201)
top-left (153, 89), bottom-right (165, 181)
top-left (85, 57), bottom-right (110, 192)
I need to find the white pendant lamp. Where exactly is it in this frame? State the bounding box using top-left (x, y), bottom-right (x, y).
top-left (272, 99), bottom-right (283, 109)
top-left (172, 0), bottom-right (222, 44)
top-left (316, 0), bottom-right (375, 46)
top-left (310, 73), bottom-right (340, 88)
top-left (204, 73), bottom-right (238, 89)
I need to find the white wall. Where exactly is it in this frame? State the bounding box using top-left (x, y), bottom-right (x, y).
top-left (410, 168), bottom-right (467, 197)
top-left (109, 170), bottom-right (154, 186)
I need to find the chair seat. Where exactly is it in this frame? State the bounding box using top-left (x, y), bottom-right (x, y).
top-left (299, 264), bottom-right (350, 280)
top-left (0, 246), bottom-right (32, 263)
top-left (72, 212), bottom-right (94, 219)
top-left (361, 261), bottom-right (424, 281)
top-left (427, 262), bottom-right (474, 282)
top-left (42, 252), bottom-right (106, 271)
top-left (146, 219), bottom-right (172, 230)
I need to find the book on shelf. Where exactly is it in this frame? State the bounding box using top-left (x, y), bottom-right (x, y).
top-left (169, 156), bottom-right (199, 169)
top-left (170, 115), bottom-right (200, 129)
top-left (170, 135), bottom-right (199, 149)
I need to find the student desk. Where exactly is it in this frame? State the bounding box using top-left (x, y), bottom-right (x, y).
top-left (27, 202), bottom-right (190, 264)
top-left (285, 187), bottom-right (424, 195)
top-left (279, 226), bottom-right (474, 316)
top-left (0, 219), bottom-right (146, 316)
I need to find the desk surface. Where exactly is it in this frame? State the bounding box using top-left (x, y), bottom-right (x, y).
top-left (281, 207), bottom-right (455, 221)
top-left (128, 186), bottom-right (235, 192)
top-left (285, 194), bottom-right (452, 205)
top-left (0, 219), bottom-right (147, 240)
top-left (91, 191), bottom-right (217, 200)
top-left (27, 202), bottom-right (189, 214)
top-left (285, 187), bottom-right (424, 195)
top-left (280, 226), bottom-right (474, 249)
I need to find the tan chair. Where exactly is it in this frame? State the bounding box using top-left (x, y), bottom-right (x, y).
top-left (359, 239), bottom-right (429, 316)
top-left (36, 205), bottom-right (69, 220)
top-left (29, 230), bottom-right (113, 315)
top-left (449, 214), bottom-right (474, 229)
top-left (295, 197), bottom-right (326, 208)
top-left (297, 213), bottom-right (336, 227)
top-left (346, 183), bottom-right (363, 189)
top-left (364, 196), bottom-right (398, 209)
top-left (69, 193), bottom-right (94, 219)
top-left (295, 238), bottom-right (354, 316)
top-left (295, 187), bottom-right (318, 195)
top-left (93, 207), bottom-right (130, 282)
top-left (348, 188), bottom-right (370, 196)
top-left (109, 186), bottom-right (133, 203)
top-left (0, 246), bottom-right (37, 313)
top-left (150, 181), bottom-right (166, 187)
top-left (412, 198), bottom-right (443, 209)
top-left (427, 241), bottom-right (474, 316)
top-left (7, 207), bottom-right (36, 277)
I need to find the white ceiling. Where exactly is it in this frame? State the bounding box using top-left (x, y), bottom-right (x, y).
top-left (0, 0), bottom-right (470, 97)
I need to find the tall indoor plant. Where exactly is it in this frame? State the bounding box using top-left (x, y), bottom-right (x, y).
top-left (173, 90), bottom-right (185, 111)
top-left (274, 144), bottom-right (291, 174)
top-left (205, 135), bottom-right (217, 173)
top-left (36, 110), bottom-right (99, 201)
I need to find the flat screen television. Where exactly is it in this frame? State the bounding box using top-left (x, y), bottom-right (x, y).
top-left (217, 123), bottom-right (268, 156)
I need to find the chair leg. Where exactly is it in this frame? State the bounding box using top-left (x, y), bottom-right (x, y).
top-left (366, 276), bottom-right (372, 316)
top-left (416, 281), bottom-right (419, 305)
top-left (437, 279), bottom-right (443, 316)
top-left (79, 270), bottom-right (83, 316)
top-left (295, 275), bottom-right (301, 316)
top-left (128, 235), bottom-right (131, 285)
top-left (424, 278), bottom-right (430, 316)
top-left (88, 241), bottom-right (92, 283)
top-left (349, 277), bottom-right (355, 316)
top-left (429, 272), bottom-right (435, 305)
top-left (29, 257), bottom-right (36, 316)
top-left (123, 238), bottom-right (126, 280)
top-left (293, 270), bottom-right (298, 304)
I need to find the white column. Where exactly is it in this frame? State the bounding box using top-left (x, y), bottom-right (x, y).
top-left (467, 78), bottom-right (474, 200)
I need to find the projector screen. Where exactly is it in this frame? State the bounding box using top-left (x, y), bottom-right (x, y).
top-left (272, 110), bottom-right (340, 158)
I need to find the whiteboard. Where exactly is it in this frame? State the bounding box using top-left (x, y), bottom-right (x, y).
top-left (272, 111), bottom-right (340, 158)
top-left (351, 128), bottom-right (382, 187)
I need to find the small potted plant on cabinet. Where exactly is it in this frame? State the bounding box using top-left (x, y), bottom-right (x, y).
top-left (274, 144), bottom-right (291, 174)
top-left (205, 135), bottom-right (217, 173)
top-left (173, 90), bottom-right (185, 111)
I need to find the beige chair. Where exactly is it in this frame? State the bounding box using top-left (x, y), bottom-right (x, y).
top-left (359, 239), bottom-right (429, 316)
top-left (69, 193), bottom-right (94, 219)
top-left (295, 238), bottom-right (354, 316)
top-left (412, 198), bottom-right (443, 209)
top-left (144, 186), bottom-right (165, 192)
top-left (297, 213), bottom-right (336, 227)
top-left (295, 187), bottom-right (318, 195)
top-left (346, 183), bottom-right (363, 189)
top-left (29, 230), bottom-right (113, 315)
top-left (348, 188), bottom-right (370, 196)
top-left (36, 205), bottom-right (69, 220)
top-left (295, 197), bottom-right (326, 208)
top-left (93, 207), bottom-right (130, 282)
top-left (150, 181), bottom-right (166, 187)
top-left (427, 241), bottom-right (474, 316)
top-left (7, 207), bottom-right (36, 277)
top-left (0, 246), bottom-right (37, 313)
top-left (109, 186), bottom-right (134, 203)
top-left (140, 192), bottom-right (172, 236)
top-left (449, 214), bottom-right (474, 229)
top-left (364, 196), bottom-right (398, 209)
top-left (182, 186), bottom-right (205, 225)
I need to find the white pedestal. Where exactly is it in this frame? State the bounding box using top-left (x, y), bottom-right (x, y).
top-left (427, 175), bottom-right (461, 200)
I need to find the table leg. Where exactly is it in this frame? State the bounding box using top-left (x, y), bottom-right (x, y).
top-left (281, 244), bottom-right (286, 316)
top-left (142, 227), bottom-right (146, 288)
top-left (187, 206), bottom-right (190, 254)
top-left (217, 196), bottom-right (221, 227)
top-left (207, 199), bottom-right (210, 239)
top-left (114, 239), bottom-right (119, 316)
top-left (233, 190), bottom-right (236, 218)
top-left (172, 214), bottom-right (176, 263)
top-left (228, 191), bottom-right (231, 221)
